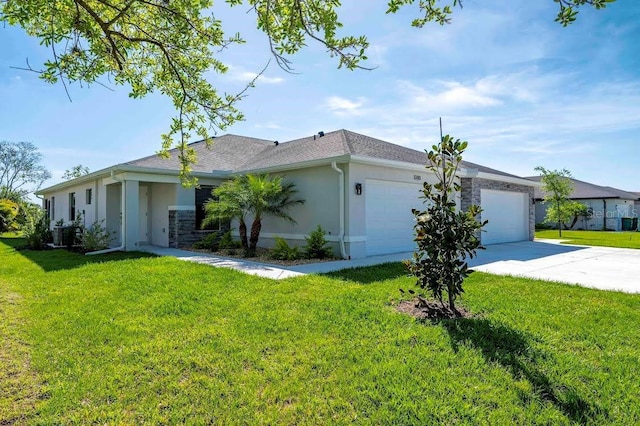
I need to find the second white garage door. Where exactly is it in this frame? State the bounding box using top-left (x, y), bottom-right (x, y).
top-left (365, 179), bottom-right (423, 256)
top-left (481, 189), bottom-right (528, 245)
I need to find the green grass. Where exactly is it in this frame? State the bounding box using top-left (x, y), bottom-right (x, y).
top-left (2, 235), bottom-right (640, 424)
top-left (536, 229), bottom-right (640, 249)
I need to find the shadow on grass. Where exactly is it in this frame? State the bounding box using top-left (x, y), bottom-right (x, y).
top-left (324, 262), bottom-right (409, 284)
top-left (437, 318), bottom-right (607, 424)
top-left (1, 237), bottom-right (156, 272)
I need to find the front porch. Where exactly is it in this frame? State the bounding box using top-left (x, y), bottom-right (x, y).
top-left (104, 173), bottom-right (222, 250)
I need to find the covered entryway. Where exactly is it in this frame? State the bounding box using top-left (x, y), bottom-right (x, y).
top-left (481, 189), bottom-right (528, 244)
top-left (365, 179), bottom-right (423, 256)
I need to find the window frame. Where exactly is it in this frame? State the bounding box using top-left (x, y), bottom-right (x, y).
top-left (69, 192), bottom-right (76, 221)
top-left (195, 185), bottom-right (219, 231)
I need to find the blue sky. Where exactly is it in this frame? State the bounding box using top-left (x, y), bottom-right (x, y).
top-left (1, 0), bottom-right (639, 194)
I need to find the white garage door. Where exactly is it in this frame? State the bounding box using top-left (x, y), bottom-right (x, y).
top-left (481, 189), bottom-right (528, 245)
top-left (365, 179), bottom-right (423, 256)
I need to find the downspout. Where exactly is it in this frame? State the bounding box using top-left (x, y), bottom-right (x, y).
top-left (86, 170), bottom-right (125, 255)
top-left (331, 161), bottom-right (347, 259)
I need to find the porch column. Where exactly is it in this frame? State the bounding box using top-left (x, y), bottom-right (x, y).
top-left (123, 180), bottom-right (140, 251)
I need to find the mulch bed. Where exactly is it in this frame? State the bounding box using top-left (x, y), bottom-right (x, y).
top-left (397, 296), bottom-right (473, 320)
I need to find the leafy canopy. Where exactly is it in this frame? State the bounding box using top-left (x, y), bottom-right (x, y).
top-left (405, 135), bottom-right (486, 312)
top-left (62, 165), bottom-right (90, 180)
top-left (0, 141), bottom-right (52, 199)
top-left (535, 166), bottom-right (574, 237)
top-left (0, 0), bottom-right (614, 185)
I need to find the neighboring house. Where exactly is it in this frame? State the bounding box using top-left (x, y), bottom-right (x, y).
top-left (527, 176), bottom-right (640, 231)
top-left (37, 130), bottom-right (538, 258)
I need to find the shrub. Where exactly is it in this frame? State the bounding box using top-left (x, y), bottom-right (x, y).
top-left (22, 206), bottom-right (51, 250)
top-left (270, 237), bottom-right (301, 260)
top-left (82, 220), bottom-right (113, 252)
top-left (218, 229), bottom-right (238, 250)
top-left (0, 198), bottom-right (20, 232)
top-left (192, 232), bottom-right (220, 251)
top-left (304, 225), bottom-right (333, 259)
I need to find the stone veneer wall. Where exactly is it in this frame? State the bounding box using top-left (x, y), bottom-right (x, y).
top-left (168, 209), bottom-right (219, 248)
top-left (461, 178), bottom-right (535, 241)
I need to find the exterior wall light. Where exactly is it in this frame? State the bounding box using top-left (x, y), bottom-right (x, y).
top-left (355, 183), bottom-right (362, 195)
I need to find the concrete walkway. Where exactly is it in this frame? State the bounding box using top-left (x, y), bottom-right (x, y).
top-left (141, 241), bottom-right (640, 293)
top-left (140, 246), bottom-right (412, 279)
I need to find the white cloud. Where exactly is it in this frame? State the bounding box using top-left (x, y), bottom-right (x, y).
top-left (324, 96), bottom-right (366, 116)
top-left (226, 65), bottom-right (284, 84)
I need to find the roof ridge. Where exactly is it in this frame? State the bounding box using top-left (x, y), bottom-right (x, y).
top-left (340, 129), bottom-right (354, 155)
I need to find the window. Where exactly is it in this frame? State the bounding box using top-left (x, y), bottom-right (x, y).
top-left (195, 185), bottom-right (218, 230)
top-left (50, 197), bottom-right (55, 221)
top-left (44, 199), bottom-right (50, 218)
top-left (86, 188), bottom-right (92, 205)
top-left (69, 192), bottom-right (76, 221)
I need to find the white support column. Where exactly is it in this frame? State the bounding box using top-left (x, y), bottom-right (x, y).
top-left (124, 180), bottom-right (140, 251)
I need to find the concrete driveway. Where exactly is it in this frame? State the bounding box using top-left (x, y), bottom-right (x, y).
top-left (468, 240), bottom-right (640, 293)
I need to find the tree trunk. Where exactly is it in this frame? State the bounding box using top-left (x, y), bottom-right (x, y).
top-left (249, 218), bottom-right (262, 255)
top-left (557, 200), bottom-right (562, 238)
top-left (238, 219), bottom-right (248, 250)
top-left (447, 280), bottom-right (456, 312)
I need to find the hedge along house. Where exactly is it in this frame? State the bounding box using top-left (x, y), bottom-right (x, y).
top-left (37, 130), bottom-right (539, 258)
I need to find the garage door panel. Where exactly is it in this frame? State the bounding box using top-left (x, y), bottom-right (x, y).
top-left (481, 189), bottom-right (528, 245)
top-left (366, 179), bottom-right (423, 256)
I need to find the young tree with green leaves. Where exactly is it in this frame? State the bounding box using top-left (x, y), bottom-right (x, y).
top-left (535, 167), bottom-right (575, 237)
top-left (203, 174), bottom-right (304, 256)
top-left (0, 0), bottom-right (614, 185)
top-left (405, 135), bottom-right (486, 313)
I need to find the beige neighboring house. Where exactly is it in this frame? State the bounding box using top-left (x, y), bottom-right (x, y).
top-left (528, 176), bottom-right (640, 231)
top-left (37, 130), bottom-right (538, 258)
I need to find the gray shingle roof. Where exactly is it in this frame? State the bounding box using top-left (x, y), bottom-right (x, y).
top-left (125, 134), bottom-right (272, 172)
top-left (527, 176), bottom-right (640, 200)
top-left (125, 129), bottom-right (529, 181)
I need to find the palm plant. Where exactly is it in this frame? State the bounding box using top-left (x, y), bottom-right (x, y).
top-left (202, 176), bottom-right (250, 250)
top-left (245, 174), bottom-right (304, 256)
top-left (203, 174), bottom-right (304, 256)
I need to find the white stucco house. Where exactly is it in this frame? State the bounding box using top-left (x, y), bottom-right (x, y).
top-left (37, 130), bottom-right (538, 258)
top-left (528, 176), bottom-right (640, 231)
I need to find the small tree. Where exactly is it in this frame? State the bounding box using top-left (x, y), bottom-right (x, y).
top-left (405, 135), bottom-right (486, 313)
top-left (535, 167), bottom-right (574, 237)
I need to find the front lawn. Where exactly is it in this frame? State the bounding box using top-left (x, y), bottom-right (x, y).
top-left (2, 236), bottom-right (640, 424)
top-left (536, 229), bottom-right (640, 249)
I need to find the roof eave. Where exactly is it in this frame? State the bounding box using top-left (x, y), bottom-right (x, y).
top-left (476, 171), bottom-right (541, 187)
top-left (37, 165), bottom-right (233, 195)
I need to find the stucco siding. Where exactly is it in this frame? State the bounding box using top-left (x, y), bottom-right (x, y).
top-left (256, 165), bottom-right (341, 249)
top-left (43, 179), bottom-right (103, 228)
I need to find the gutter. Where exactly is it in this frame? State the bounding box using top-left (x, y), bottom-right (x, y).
top-left (86, 170), bottom-right (125, 255)
top-left (331, 162), bottom-right (347, 259)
